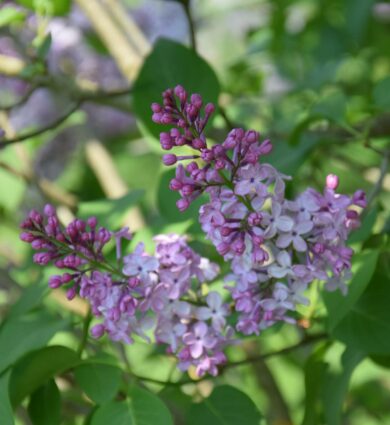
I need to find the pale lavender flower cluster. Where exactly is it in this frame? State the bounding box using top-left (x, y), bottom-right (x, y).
top-left (153, 86), bottom-right (366, 336)
top-left (20, 209), bottom-right (231, 376)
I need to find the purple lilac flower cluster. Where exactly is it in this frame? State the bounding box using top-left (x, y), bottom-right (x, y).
top-left (20, 207), bottom-right (231, 376)
top-left (20, 86), bottom-right (365, 377)
top-left (152, 85), bottom-right (366, 335)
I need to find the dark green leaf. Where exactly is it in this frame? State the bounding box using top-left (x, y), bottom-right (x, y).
top-left (331, 253), bottom-right (390, 354)
top-left (133, 38), bottom-right (220, 139)
top-left (91, 386), bottom-right (173, 425)
top-left (187, 385), bottom-right (262, 425)
top-left (373, 77), bottom-right (390, 111)
top-left (312, 91), bottom-right (347, 124)
top-left (75, 363), bottom-right (122, 404)
top-left (10, 345), bottom-right (79, 407)
top-left (0, 371), bottom-right (14, 425)
top-left (322, 347), bottom-right (365, 425)
top-left (301, 346), bottom-right (328, 425)
top-left (27, 379), bottom-right (61, 425)
top-left (37, 33), bottom-right (52, 60)
top-left (323, 249), bottom-right (379, 331)
top-left (348, 207), bottom-right (378, 244)
top-left (0, 311), bottom-right (69, 374)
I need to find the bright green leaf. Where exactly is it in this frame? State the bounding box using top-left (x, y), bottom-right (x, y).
top-left (91, 386), bottom-right (173, 425)
top-left (16, 0), bottom-right (71, 16)
top-left (133, 38), bottom-right (220, 139)
top-left (9, 345), bottom-right (79, 407)
top-left (0, 312), bottom-right (69, 374)
top-left (0, 6), bottom-right (26, 27)
top-left (312, 91), bottom-right (347, 124)
top-left (27, 379), bottom-right (61, 425)
top-left (187, 385), bottom-right (263, 425)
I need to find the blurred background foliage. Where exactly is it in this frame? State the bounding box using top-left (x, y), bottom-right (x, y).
top-left (0, 0), bottom-right (389, 424)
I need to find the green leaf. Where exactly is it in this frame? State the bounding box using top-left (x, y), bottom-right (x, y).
top-left (0, 6), bottom-right (26, 27)
top-left (301, 346), bottom-right (328, 425)
top-left (373, 77), bottom-right (390, 111)
top-left (347, 207), bottom-right (378, 244)
top-left (7, 280), bottom-right (49, 319)
top-left (0, 311), bottom-right (69, 374)
top-left (16, 0), bottom-right (71, 16)
top-left (27, 379), bottom-right (61, 425)
top-left (187, 385), bottom-right (263, 425)
top-left (9, 345), bottom-right (79, 407)
top-left (36, 33), bottom-right (52, 60)
top-left (78, 190), bottom-right (144, 229)
top-left (312, 91), bottom-right (347, 124)
top-left (91, 386), bottom-right (173, 425)
top-left (0, 371), bottom-right (14, 425)
top-left (331, 252), bottom-right (390, 354)
top-left (322, 347), bottom-right (365, 425)
top-left (75, 363), bottom-right (122, 404)
top-left (323, 249), bottom-right (379, 331)
top-left (288, 115), bottom-right (323, 146)
top-left (133, 38), bottom-right (220, 139)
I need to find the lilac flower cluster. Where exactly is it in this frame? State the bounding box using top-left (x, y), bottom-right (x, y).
top-left (20, 86), bottom-right (365, 377)
top-left (153, 86), bottom-right (366, 335)
top-left (20, 208), bottom-right (231, 376)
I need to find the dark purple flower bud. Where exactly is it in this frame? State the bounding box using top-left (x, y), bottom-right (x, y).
top-left (20, 218), bottom-right (33, 229)
top-left (44, 204), bottom-right (56, 217)
top-left (205, 103), bottom-right (215, 116)
top-left (55, 259), bottom-right (65, 268)
top-left (152, 112), bottom-right (163, 123)
top-left (192, 138), bottom-right (206, 149)
top-left (174, 85), bottom-right (187, 102)
top-left (352, 190), bottom-right (367, 208)
top-left (186, 161), bottom-right (199, 173)
top-left (62, 273), bottom-right (73, 283)
top-left (190, 93), bottom-right (203, 108)
top-left (31, 239), bottom-right (45, 250)
top-left (29, 210), bottom-right (43, 224)
top-left (33, 252), bottom-right (51, 265)
top-left (177, 198), bottom-right (190, 212)
top-left (160, 132), bottom-right (173, 150)
top-left (201, 149), bottom-right (214, 162)
top-left (151, 103), bottom-right (162, 113)
top-left (20, 232), bottom-right (35, 242)
top-left (87, 216), bottom-right (97, 229)
top-left (175, 136), bottom-right (187, 146)
top-left (49, 275), bottom-right (62, 288)
top-left (259, 139), bottom-right (272, 155)
top-left (313, 243), bottom-right (325, 254)
top-left (163, 154), bottom-right (177, 166)
top-left (248, 212), bottom-right (262, 226)
top-left (186, 105), bottom-right (199, 121)
top-left (245, 130), bottom-right (258, 144)
top-left (90, 324), bottom-right (105, 338)
top-left (182, 184), bottom-right (194, 196)
top-left (169, 178), bottom-right (183, 191)
top-left (66, 286), bottom-right (77, 300)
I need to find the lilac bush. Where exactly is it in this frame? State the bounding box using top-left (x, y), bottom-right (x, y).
top-left (20, 86), bottom-right (366, 377)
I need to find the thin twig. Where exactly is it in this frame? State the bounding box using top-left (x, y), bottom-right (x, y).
top-left (182, 0), bottom-right (197, 51)
top-left (0, 101), bottom-right (82, 148)
top-left (77, 309), bottom-right (93, 357)
top-left (131, 332), bottom-right (327, 387)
